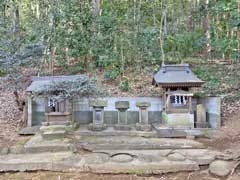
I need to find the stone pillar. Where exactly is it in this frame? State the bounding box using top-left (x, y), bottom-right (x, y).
top-left (136, 102), bottom-right (151, 131)
top-left (27, 95), bottom-right (33, 127)
top-left (42, 97), bottom-right (49, 126)
top-left (196, 104), bottom-right (207, 128)
top-left (114, 101), bottom-right (131, 131)
top-left (88, 100), bottom-right (107, 131)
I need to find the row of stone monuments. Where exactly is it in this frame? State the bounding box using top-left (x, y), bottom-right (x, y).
top-left (88, 100), bottom-right (152, 131)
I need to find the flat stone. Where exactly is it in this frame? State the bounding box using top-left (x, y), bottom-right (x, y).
top-left (24, 134), bottom-right (73, 153)
top-left (19, 126), bottom-right (40, 135)
top-left (114, 125), bottom-right (131, 131)
top-left (0, 147), bottom-right (9, 155)
top-left (78, 136), bottom-right (205, 151)
top-left (90, 100), bottom-right (108, 107)
top-left (84, 153), bottom-right (109, 164)
top-left (168, 153), bottom-right (186, 161)
top-left (209, 160), bottom-right (232, 177)
top-left (87, 123), bottom-right (107, 131)
top-left (42, 130), bottom-right (66, 140)
top-left (115, 101), bottom-right (129, 109)
top-left (176, 149), bottom-right (217, 165)
top-left (86, 159), bottom-right (199, 174)
top-left (138, 154), bottom-right (164, 162)
top-left (0, 152), bottom-right (73, 172)
top-left (0, 151), bottom-right (202, 173)
top-left (9, 145), bottom-right (25, 154)
top-left (136, 102), bottom-right (151, 108)
top-left (111, 154), bottom-right (133, 163)
top-left (135, 123), bottom-right (152, 132)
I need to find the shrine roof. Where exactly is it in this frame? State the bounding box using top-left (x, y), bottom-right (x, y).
top-left (153, 64), bottom-right (204, 87)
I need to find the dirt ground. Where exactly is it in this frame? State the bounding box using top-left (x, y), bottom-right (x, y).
top-left (0, 170), bottom-right (234, 180)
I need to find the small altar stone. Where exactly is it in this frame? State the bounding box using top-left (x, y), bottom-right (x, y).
top-left (136, 102), bottom-right (152, 131)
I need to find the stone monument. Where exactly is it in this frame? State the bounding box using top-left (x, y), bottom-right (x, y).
top-left (135, 102), bottom-right (152, 131)
top-left (114, 101), bottom-right (131, 130)
top-left (88, 99), bottom-right (108, 131)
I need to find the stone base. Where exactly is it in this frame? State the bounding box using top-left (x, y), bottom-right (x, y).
top-left (114, 124), bottom-right (131, 131)
top-left (42, 130), bottom-right (67, 140)
top-left (88, 123), bottom-right (107, 131)
top-left (135, 123), bottom-right (152, 132)
top-left (40, 125), bottom-right (71, 140)
top-left (162, 112), bottom-right (194, 129)
top-left (42, 121), bottom-right (70, 126)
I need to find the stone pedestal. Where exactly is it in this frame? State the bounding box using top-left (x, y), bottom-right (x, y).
top-left (114, 101), bottom-right (131, 131)
top-left (88, 100), bottom-right (107, 131)
top-left (162, 112), bottom-right (194, 129)
top-left (136, 102), bottom-right (152, 131)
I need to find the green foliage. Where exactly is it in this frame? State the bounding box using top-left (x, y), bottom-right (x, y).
top-left (0, 68), bottom-right (6, 76)
top-left (104, 69), bottom-right (120, 81)
top-left (0, 0), bottom-right (239, 81)
top-left (193, 66), bottom-right (221, 95)
top-left (119, 77), bottom-right (130, 92)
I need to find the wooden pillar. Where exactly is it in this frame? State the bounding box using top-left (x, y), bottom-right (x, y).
top-left (189, 96), bottom-right (192, 113)
top-left (27, 95), bottom-right (33, 127)
top-left (44, 97), bottom-right (49, 125)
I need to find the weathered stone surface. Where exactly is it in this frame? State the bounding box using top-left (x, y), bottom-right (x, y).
top-left (9, 145), bottom-right (25, 154)
top-left (175, 149), bottom-right (217, 165)
top-left (87, 123), bottom-right (107, 131)
top-left (0, 152), bottom-right (73, 172)
top-left (0, 147), bottom-right (224, 174)
top-left (115, 101), bottom-right (130, 109)
top-left (168, 153), bottom-right (186, 161)
top-left (24, 134), bottom-right (73, 153)
top-left (138, 154), bottom-right (164, 162)
top-left (136, 102), bottom-right (151, 108)
top-left (78, 136), bottom-right (205, 151)
top-left (135, 123), bottom-right (152, 132)
top-left (19, 126), bottom-right (40, 135)
top-left (90, 100), bottom-right (108, 107)
top-left (0, 147), bottom-right (9, 155)
top-left (84, 153), bottom-right (109, 164)
top-left (111, 154), bottom-right (133, 163)
top-left (42, 130), bottom-right (66, 140)
top-left (209, 160), bottom-right (232, 177)
top-left (114, 124), bottom-right (131, 131)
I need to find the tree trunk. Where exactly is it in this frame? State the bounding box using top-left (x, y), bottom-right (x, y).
top-left (92, 0), bottom-right (101, 16)
top-left (238, 1), bottom-right (240, 54)
top-left (202, 0), bottom-right (211, 58)
top-left (187, 0), bottom-right (193, 32)
top-left (14, 4), bottom-right (21, 50)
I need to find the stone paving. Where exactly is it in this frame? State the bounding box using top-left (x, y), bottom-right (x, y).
top-left (0, 126), bottom-right (233, 176)
top-left (0, 149), bottom-right (220, 174)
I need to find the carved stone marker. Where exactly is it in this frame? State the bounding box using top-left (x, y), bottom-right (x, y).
top-left (196, 104), bottom-right (207, 128)
top-left (136, 102), bottom-right (152, 131)
top-left (88, 100), bottom-right (107, 131)
top-left (114, 101), bottom-right (131, 131)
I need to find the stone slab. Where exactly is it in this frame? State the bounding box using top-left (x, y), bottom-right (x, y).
top-left (77, 136), bottom-right (205, 151)
top-left (42, 130), bottom-right (67, 140)
top-left (19, 126), bottom-right (40, 135)
top-left (24, 134), bottom-right (73, 153)
top-left (0, 151), bottom-right (200, 174)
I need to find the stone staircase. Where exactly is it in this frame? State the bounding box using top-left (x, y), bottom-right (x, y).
top-left (0, 125), bottom-right (223, 174)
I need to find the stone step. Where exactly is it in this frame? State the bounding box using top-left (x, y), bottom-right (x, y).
top-left (24, 135), bottom-right (73, 153)
top-left (77, 136), bottom-right (205, 151)
top-left (0, 149), bottom-right (220, 173)
top-left (23, 134), bottom-right (205, 154)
